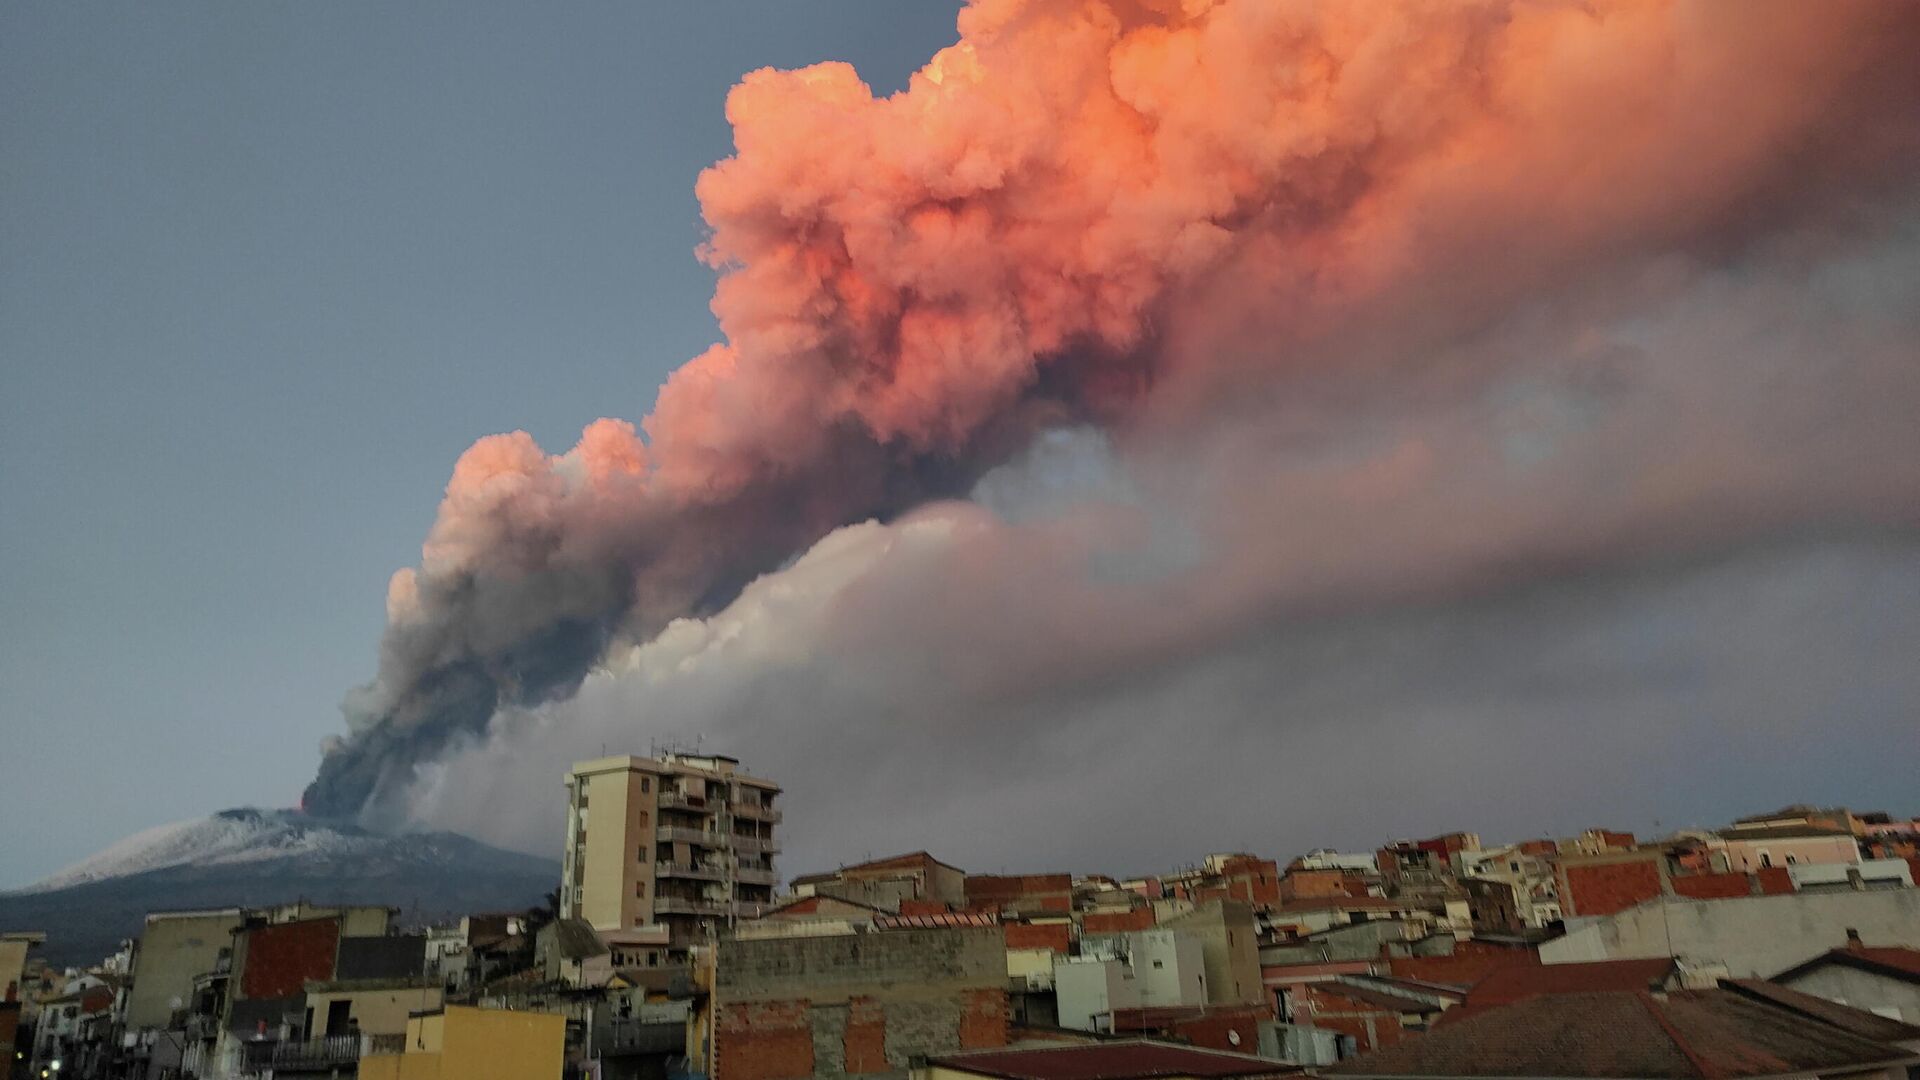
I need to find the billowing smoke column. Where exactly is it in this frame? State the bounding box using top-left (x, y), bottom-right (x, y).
top-left (306, 0), bottom-right (1920, 819)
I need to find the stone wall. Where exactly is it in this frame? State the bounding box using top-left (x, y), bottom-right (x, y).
top-left (714, 928), bottom-right (1008, 1080)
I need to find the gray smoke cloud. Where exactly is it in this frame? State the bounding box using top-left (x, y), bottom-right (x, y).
top-left (311, 0), bottom-right (1920, 830)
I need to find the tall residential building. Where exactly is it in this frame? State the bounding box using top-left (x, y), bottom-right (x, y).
top-left (560, 753), bottom-right (782, 949)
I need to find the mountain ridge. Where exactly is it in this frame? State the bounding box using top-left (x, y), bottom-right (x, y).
top-left (0, 808), bottom-right (558, 966)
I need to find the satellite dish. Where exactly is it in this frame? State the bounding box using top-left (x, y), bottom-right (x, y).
top-left (169, 997), bottom-right (183, 1010)
top-left (1227, 1030), bottom-right (1241, 1047)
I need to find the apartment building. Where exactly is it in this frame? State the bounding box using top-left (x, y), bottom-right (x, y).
top-left (559, 753), bottom-right (781, 950)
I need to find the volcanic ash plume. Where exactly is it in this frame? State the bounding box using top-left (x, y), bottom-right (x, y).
top-left (305, 0), bottom-right (1920, 820)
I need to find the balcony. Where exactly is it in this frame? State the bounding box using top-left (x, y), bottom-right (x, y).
top-left (653, 896), bottom-right (729, 917)
top-left (657, 826), bottom-right (720, 846)
top-left (597, 1019), bottom-right (686, 1057)
top-left (656, 861), bottom-right (727, 881)
top-left (734, 865), bottom-right (779, 885)
top-left (248, 1034), bottom-right (375, 1070)
top-left (730, 800), bottom-right (783, 823)
top-left (657, 790), bottom-right (708, 812)
top-left (730, 834), bottom-right (780, 855)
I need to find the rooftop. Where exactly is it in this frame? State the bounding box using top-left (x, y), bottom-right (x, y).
top-left (928, 1039), bottom-right (1298, 1080)
top-left (1721, 978), bottom-right (1920, 1044)
top-left (1461, 959), bottom-right (1676, 1010)
top-left (1329, 990), bottom-right (1919, 1078)
top-left (1775, 945), bottom-right (1920, 984)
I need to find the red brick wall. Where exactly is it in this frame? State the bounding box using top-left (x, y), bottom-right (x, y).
top-left (1169, 1007), bottom-right (1270, 1052)
top-left (964, 874), bottom-right (1071, 908)
top-left (1389, 942), bottom-right (1540, 986)
top-left (718, 990), bottom-right (1009, 1078)
top-left (1558, 860), bottom-right (1661, 917)
top-left (1290, 985), bottom-right (1410, 1053)
top-left (1004, 922), bottom-right (1070, 953)
top-left (958, 988), bottom-right (1010, 1049)
top-left (716, 1001), bottom-right (814, 1080)
top-left (1756, 866), bottom-right (1795, 894)
top-left (1081, 909), bottom-right (1155, 934)
top-left (844, 996), bottom-right (888, 1075)
top-left (899, 899), bottom-right (953, 916)
top-left (1219, 858), bottom-right (1282, 907)
top-left (0, 1004), bottom-right (19, 1061)
top-left (239, 918), bottom-right (340, 1000)
top-left (1671, 872), bottom-right (1752, 900)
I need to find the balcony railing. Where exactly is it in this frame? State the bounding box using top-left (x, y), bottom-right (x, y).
top-left (654, 896), bottom-right (729, 916)
top-left (734, 865), bottom-right (779, 885)
top-left (657, 791), bottom-right (707, 812)
top-left (730, 800), bottom-right (782, 823)
top-left (730, 834), bottom-right (780, 854)
top-left (656, 826), bottom-right (720, 846)
top-left (246, 1034), bottom-right (369, 1070)
top-left (656, 861), bottom-right (727, 881)
top-left (597, 1020), bottom-right (686, 1056)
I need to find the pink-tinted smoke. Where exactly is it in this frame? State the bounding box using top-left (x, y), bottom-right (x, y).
top-left (306, 0), bottom-right (1920, 818)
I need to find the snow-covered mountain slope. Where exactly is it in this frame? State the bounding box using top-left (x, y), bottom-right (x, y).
top-left (20, 808), bottom-right (409, 892)
top-left (0, 808), bottom-right (558, 966)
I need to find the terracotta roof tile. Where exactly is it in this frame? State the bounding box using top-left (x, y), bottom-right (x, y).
top-left (929, 1039), bottom-right (1296, 1080)
top-left (1329, 990), bottom-right (1918, 1078)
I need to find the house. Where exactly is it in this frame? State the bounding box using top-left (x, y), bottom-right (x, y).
top-left (967, 875), bottom-right (1073, 917)
top-left (359, 1004), bottom-right (567, 1080)
top-left (1281, 978), bottom-right (1448, 1055)
top-left (1714, 824), bottom-right (1862, 874)
top-left (791, 851), bottom-right (967, 913)
top-left (1055, 930), bottom-right (1209, 1032)
top-left (703, 924), bottom-right (1009, 1078)
top-left (915, 1038), bottom-right (1299, 1080)
top-left (1540, 888), bottom-right (1920, 976)
top-left (561, 753), bottom-right (782, 956)
top-left (1326, 989), bottom-right (1920, 1078)
top-left (1772, 941), bottom-right (1920, 1024)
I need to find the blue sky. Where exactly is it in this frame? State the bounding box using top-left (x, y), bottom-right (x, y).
top-left (0, 3), bottom-right (961, 885)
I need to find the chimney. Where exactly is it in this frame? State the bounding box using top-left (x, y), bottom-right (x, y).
top-left (1845, 928), bottom-right (1864, 950)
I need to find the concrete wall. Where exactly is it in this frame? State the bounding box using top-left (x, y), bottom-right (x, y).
top-left (1717, 835), bottom-right (1860, 873)
top-left (0, 938), bottom-right (36, 1001)
top-left (304, 984), bottom-right (444, 1037)
top-left (126, 910), bottom-right (243, 1030)
top-left (1779, 965), bottom-right (1920, 1023)
top-left (1134, 931), bottom-right (1208, 1006)
top-left (1053, 958), bottom-right (1127, 1031)
top-left (715, 928), bottom-right (1008, 1080)
top-left (1542, 890), bottom-right (1920, 976)
top-left (363, 1007), bottom-right (562, 1080)
top-left (1161, 900), bottom-right (1263, 1005)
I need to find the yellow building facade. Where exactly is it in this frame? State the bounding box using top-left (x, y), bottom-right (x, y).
top-left (359, 1005), bottom-right (565, 1080)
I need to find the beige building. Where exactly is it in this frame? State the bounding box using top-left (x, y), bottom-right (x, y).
top-left (359, 1004), bottom-right (565, 1080)
top-left (124, 909), bottom-right (244, 1031)
top-left (560, 753), bottom-right (780, 950)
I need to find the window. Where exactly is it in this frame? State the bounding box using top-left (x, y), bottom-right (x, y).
top-left (635, 881), bottom-right (647, 898)
top-left (641, 777), bottom-right (651, 792)
top-left (1759, 851), bottom-right (1773, 869)
top-left (1785, 853), bottom-right (1799, 865)
top-left (1152, 959), bottom-right (1163, 969)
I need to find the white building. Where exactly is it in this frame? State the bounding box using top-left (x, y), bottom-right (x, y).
top-left (1542, 889), bottom-right (1920, 977)
top-left (1053, 930), bottom-right (1207, 1031)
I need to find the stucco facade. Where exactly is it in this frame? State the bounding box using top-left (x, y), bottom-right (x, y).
top-left (1542, 889), bottom-right (1920, 976)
